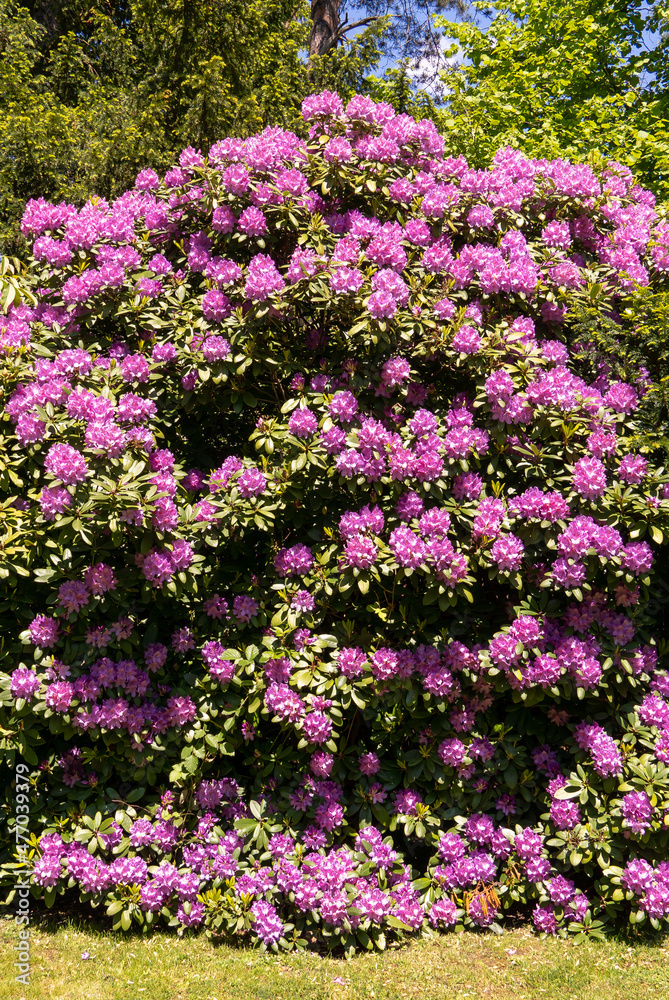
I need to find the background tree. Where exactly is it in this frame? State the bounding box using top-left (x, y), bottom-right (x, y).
top-left (309, 1), bottom-right (469, 87)
top-left (436, 0), bottom-right (669, 200)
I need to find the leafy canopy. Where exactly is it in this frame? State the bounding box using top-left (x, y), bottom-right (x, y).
top-left (436, 1), bottom-right (669, 200)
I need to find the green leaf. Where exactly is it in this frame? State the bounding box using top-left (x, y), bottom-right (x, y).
top-left (503, 764), bottom-right (518, 788)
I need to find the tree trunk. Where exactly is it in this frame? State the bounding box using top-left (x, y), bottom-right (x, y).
top-left (309, 0), bottom-right (339, 58)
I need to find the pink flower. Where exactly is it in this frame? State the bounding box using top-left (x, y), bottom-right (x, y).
top-left (202, 289), bottom-right (231, 322)
top-left (359, 751), bottom-right (380, 775)
top-left (368, 290), bottom-right (397, 319)
top-left (222, 163), bottom-right (250, 195)
top-left (490, 534), bottom-right (524, 572)
top-left (44, 444), bottom-right (88, 485)
top-left (238, 206), bottom-right (267, 236)
top-left (84, 563), bottom-right (116, 595)
top-left (288, 407), bottom-right (318, 437)
top-left (274, 543), bottom-right (314, 576)
top-left (58, 580), bottom-right (90, 613)
top-left (621, 791), bottom-right (653, 834)
top-left (452, 325), bottom-right (481, 354)
top-left (302, 91), bottom-right (344, 120)
top-left (120, 354), bottom-right (149, 383)
top-left (389, 526), bottom-right (428, 569)
top-left (619, 454), bottom-right (647, 484)
top-left (237, 467), bottom-right (266, 497)
top-left (10, 667), bottom-right (41, 700)
top-left (212, 206), bottom-right (236, 233)
top-left (324, 138), bottom-right (352, 162)
top-left (552, 557), bottom-right (586, 589)
top-left (302, 711), bottom-right (332, 744)
top-left (572, 456), bottom-right (607, 499)
top-left (604, 381), bottom-right (637, 413)
top-left (342, 535), bottom-right (377, 570)
top-left (620, 542), bottom-right (653, 575)
top-left (291, 589), bottom-right (315, 612)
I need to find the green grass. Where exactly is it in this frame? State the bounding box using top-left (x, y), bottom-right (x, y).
top-left (1, 918), bottom-right (668, 1000)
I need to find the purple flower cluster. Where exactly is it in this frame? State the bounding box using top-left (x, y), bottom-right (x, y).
top-left (622, 860), bottom-right (669, 919)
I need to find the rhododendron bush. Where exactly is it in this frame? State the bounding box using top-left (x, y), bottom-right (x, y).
top-left (3, 91), bottom-right (669, 951)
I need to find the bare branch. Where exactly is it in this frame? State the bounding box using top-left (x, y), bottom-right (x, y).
top-left (312, 13), bottom-right (384, 59)
top-left (338, 16), bottom-right (381, 36)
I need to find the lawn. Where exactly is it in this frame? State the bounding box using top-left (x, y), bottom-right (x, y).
top-left (1, 918), bottom-right (667, 1000)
